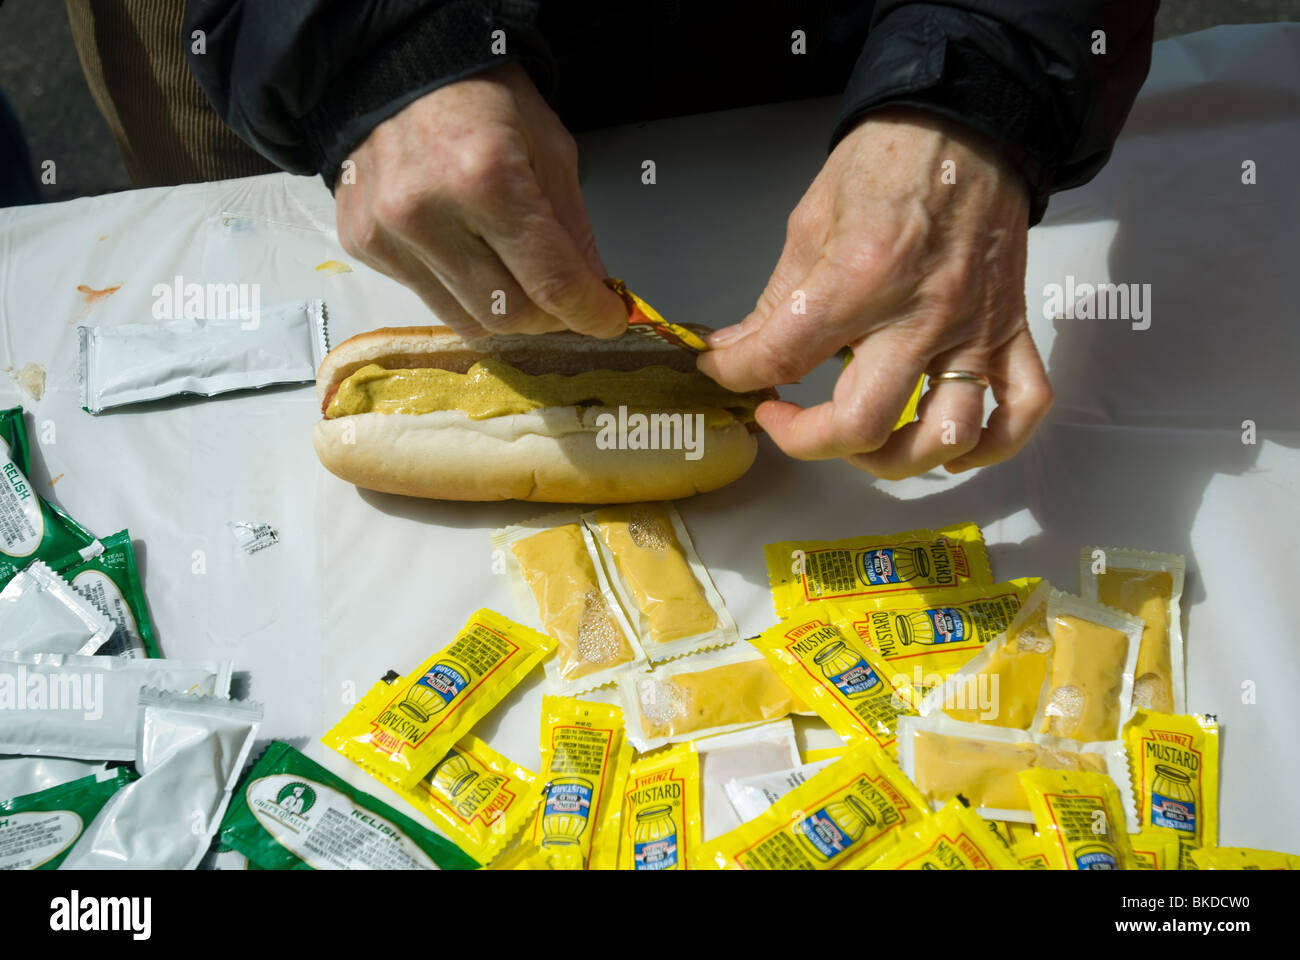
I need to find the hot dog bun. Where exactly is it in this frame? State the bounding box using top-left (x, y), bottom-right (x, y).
top-left (312, 327), bottom-right (766, 503)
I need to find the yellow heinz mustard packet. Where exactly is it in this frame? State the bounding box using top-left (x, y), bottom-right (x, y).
top-left (833, 577), bottom-right (1039, 694)
top-left (403, 734), bottom-right (541, 866)
top-left (1125, 710), bottom-right (1218, 869)
top-left (606, 277), bottom-right (709, 352)
top-left (489, 838), bottom-right (583, 870)
top-left (1081, 548), bottom-right (1186, 714)
top-left (323, 609), bottom-right (554, 789)
top-left (495, 510), bottom-right (646, 695)
top-left (896, 713), bottom-right (1135, 827)
top-left (531, 695), bottom-right (633, 870)
top-left (584, 502), bottom-right (738, 662)
top-left (1190, 847), bottom-right (1300, 870)
top-left (1001, 821), bottom-right (1050, 869)
top-left (1130, 827), bottom-right (1183, 870)
top-left (618, 643), bottom-right (813, 751)
top-left (751, 601), bottom-right (917, 755)
top-left (868, 800), bottom-right (1021, 870)
top-left (700, 740), bottom-right (929, 870)
top-left (802, 744), bottom-right (850, 764)
top-left (617, 741), bottom-right (702, 870)
top-left (1019, 768), bottom-right (1136, 870)
top-left (763, 521), bottom-right (992, 618)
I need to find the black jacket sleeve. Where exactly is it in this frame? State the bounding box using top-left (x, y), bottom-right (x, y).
top-left (183, 0), bottom-right (555, 188)
top-left (832, 1), bottom-right (1158, 224)
top-left (185, 1), bottom-right (1155, 221)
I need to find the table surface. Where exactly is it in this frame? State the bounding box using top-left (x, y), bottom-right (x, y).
top-left (1, 24), bottom-right (1296, 856)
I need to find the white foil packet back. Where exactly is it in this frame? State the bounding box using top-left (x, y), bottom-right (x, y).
top-left (723, 757), bottom-right (839, 824)
top-left (78, 298), bottom-right (328, 413)
top-left (694, 719), bottom-right (801, 842)
top-left (0, 560), bottom-right (115, 655)
top-left (61, 688), bottom-right (262, 870)
top-left (0, 755), bottom-right (109, 801)
top-left (0, 652), bottom-right (232, 760)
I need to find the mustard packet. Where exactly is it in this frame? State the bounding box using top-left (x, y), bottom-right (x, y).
top-left (489, 838), bottom-right (583, 870)
top-left (530, 695), bottom-right (633, 870)
top-left (606, 277), bottom-right (709, 352)
top-left (897, 713), bottom-right (1135, 826)
top-left (1131, 827), bottom-right (1183, 870)
top-left (921, 581), bottom-right (1054, 728)
top-left (322, 609), bottom-right (555, 789)
top-left (1125, 710), bottom-right (1219, 869)
top-left (841, 350), bottom-right (924, 430)
top-left (699, 740), bottom-right (930, 870)
top-left (1034, 590), bottom-right (1143, 742)
top-left (402, 734), bottom-right (541, 866)
top-left (1019, 768), bottom-right (1136, 870)
top-left (584, 502), bottom-right (738, 662)
top-left (751, 601), bottom-right (917, 756)
top-left (1190, 847), bottom-right (1300, 870)
top-left (924, 583), bottom-right (1144, 743)
top-left (832, 577), bottom-right (1039, 695)
top-left (616, 741), bottom-right (702, 870)
top-left (763, 521), bottom-right (992, 619)
top-left (868, 800), bottom-right (1022, 870)
top-left (1080, 548), bottom-right (1186, 714)
top-left (802, 744), bottom-right (851, 764)
top-left (1001, 820), bottom-right (1051, 869)
top-left (495, 511), bottom-right (646, 695)
top-left (618, 644), bottom-right (813, 751)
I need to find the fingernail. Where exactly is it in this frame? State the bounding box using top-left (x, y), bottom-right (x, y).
top-left (708, 324), bottom-right (749, 347)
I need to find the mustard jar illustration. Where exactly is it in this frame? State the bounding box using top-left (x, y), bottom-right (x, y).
top-left (798, 795), bottom-right (876, 861)
top-left (813, 641), bottom-right (881, 699)
top-left (633, 805), bottom-right (679, 870)
top-left (1150, 765), bottom-right (1196, 834)
top-left (1074, 843), bottom-right (1119, 870)
top-left (430, 751), bottom-right (479, 798)
top-left (397, 658), bottom-right (470, 723)
top-left (859, 546), bottom-right (930, 586)
top-left (541, 776), bottom-right (594, 846)
top-left (896, 607), bottom-right (967, 646)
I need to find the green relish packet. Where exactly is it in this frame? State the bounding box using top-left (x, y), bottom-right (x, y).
top-left (0, 767), bottom-right (138, 870)
top-left (219, 741), bottom-right (478, 871)
top-left (53, 530), bottom-right (160, 659)
top-left (0, 407), bottom-right (98, 589)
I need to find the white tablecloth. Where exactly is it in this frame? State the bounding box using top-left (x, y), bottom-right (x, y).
top-left (1, 24), bottom-right (1296, 854)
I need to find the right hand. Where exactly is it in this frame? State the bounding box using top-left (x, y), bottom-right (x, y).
top-left (336, 63), bottom-right (627, 337)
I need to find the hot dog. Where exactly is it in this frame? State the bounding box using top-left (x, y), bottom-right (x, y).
top-left (312, 325), bottom-right (773, 502)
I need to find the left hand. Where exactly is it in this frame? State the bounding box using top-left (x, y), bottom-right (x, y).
top-left (698, 107), bottom-right (1052, 479)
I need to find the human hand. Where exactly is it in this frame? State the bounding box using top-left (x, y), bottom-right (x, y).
top-left (336, 63), bottom-right (626, 337)
top-left (698, 107), bottom-right (1052, 478)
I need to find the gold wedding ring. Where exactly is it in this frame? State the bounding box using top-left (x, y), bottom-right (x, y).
top-left (930, 371), bottom-right (990, 388)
